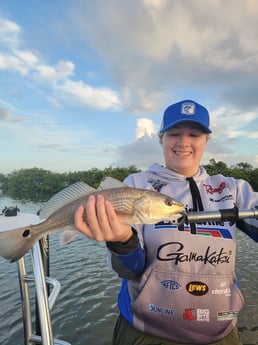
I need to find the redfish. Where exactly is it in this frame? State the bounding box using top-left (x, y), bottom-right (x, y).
top-left (0, 177), bottom-right (184, 262)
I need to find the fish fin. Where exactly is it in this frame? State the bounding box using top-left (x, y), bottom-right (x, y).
top-left (98, 176), bottom-right (128, 190)
top-left (39, 182), bottom-right (96, 220)
top-left (60, 227), bottom-right (78, 245)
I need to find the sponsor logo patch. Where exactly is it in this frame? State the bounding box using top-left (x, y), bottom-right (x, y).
top-left (154, 223), bottom-right (233, 239)
top-left (160, 280), bottom-right (181, 291)
top-left (148, 304), bottom-right (174, 316)
top-left (203, 182), bottom-right (226, 194)
top-left (217, 310), bottom-right (238, 321)
top-left (157, 242), bottom-right (232, 267)
top-left (147, 178), bottom-right (167, 192)
top-left (183, 308), bottom-right (210, 322)
top-left (211, 287), bottom-right (231, 296)
top-left (181, 102), bottom-right (195, 115)
top-left (186, 281), bottom-right (209, 296)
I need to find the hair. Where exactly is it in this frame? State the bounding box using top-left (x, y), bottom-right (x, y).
top-left (158, 131), bottom-right (211, 141)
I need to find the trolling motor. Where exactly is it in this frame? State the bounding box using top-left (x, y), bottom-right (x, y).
top-left (181, 205), bottom-right (258, 224)
top-left (1, 206), bottom-right (20, 217)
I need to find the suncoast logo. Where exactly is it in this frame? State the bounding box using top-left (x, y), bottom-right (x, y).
top-left (157, 242), bottom-right (232, 267)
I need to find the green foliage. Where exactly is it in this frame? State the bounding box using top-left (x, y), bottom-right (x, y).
top-left (0, 168), bottom-right (68, 201)
top-left (0, 166), bottom-right (140, 201)
top-left (204, 159), bottom-right (230, 176)
top-left (204, 159), bottom-right (258, 191)
top-left (0, 161), bottom-right (256, 201)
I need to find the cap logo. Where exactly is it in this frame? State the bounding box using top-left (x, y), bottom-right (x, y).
top-left (181, 102), bottom-right (195, 115)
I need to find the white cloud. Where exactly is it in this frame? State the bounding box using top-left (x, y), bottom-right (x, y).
top-left (249, 132), bottom-right (258, 140)
top-left (15, 49), bottom-right (39, 66)
top-left (35, 60), bottom-right (74, 83)
top-left (0, 17), bottom-right (21, 47)
top-left (68, 0), bottom-right (258, 110)
top-left (0, 53), bottom-right (29, 74)
top-left (0, 14), bottom-right (122, 111)
top-left (0, 3), bottom-right (258, 172)
top-left (57, 79), bottom-right (122, 110)
top-left (136, 118), bottom-right (157, 139)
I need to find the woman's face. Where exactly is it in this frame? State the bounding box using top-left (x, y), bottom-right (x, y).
top-left (160, 123), bottom-right (209, 177)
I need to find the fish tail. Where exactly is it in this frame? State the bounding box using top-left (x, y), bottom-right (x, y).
top-left (0, 225), bottom-right (37, 262)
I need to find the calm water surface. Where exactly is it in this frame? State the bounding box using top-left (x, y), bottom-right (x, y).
top-left (0, 196), bottom-right (257, 345)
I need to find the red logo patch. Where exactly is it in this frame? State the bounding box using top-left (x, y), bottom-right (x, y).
top-left (203, 182), bottom-right (226, 194)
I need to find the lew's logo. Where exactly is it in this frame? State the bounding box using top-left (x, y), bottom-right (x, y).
top-left (186, 281), bottom-right (209, 296)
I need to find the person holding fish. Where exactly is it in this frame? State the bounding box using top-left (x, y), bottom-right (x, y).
top-left (74, 100), bottom-right (258, 345)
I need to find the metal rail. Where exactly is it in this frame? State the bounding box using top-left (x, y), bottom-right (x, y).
top-left (17, 241), bottom-right (71, 345)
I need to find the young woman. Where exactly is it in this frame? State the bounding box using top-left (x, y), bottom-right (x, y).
top-left (74, 100), bottom-right (258, 345)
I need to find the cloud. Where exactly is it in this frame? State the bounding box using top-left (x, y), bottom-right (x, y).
top-left (35, 60), bottom-right (75, 83)
top-left (115, 134), bottom-right (163, 170)
top-left (0, 104), bottom-right (26, 122)
top-left (68, 0), bottom-right (258, 111)
top-left (0, 107), bottom-right (11, 120)
top-left (210, 107), bottom-right (257, 138)
top-left (0, 17), bottom-right (21, 47)
top-left (57, 80), bottom-right (122, 110)
top-left (136, 118), bottom-right (157, 139)
top-left (114, 117), bottom-right (162, 169)
top-left (0, 3), bottom-right (257, 173)
top-left (0, 53), bottom-right (30, 74)
top-left (0, 14), bottom-right (122, 111)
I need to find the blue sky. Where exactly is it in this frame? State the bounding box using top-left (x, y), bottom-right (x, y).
top-left (0, 0), bottom-right (257, 174)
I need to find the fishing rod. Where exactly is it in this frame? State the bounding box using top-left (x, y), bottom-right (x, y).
top-left (180, 205), bottom-right (258, 224)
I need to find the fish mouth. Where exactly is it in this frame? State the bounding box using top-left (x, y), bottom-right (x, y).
top-left (176, 212), bottom-right (187, 224)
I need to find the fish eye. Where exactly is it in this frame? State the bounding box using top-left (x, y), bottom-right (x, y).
top-left (165, 198), bottom-right (174, 206)
top-left (23, 229), bottom-right (30, 237)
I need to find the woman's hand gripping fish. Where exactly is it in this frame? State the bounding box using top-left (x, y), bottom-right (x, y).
top-left (0, 177), bottom-right (184, 262)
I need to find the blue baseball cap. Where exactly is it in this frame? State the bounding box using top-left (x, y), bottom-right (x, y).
top-left (159, 100), bottom-right (212, 134)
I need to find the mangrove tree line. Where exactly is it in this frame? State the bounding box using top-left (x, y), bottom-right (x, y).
top-left (0, 160), bottom-right (257, 201)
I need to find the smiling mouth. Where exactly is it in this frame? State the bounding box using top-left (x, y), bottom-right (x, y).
top-left (174, 150), bottom-right (192, 156)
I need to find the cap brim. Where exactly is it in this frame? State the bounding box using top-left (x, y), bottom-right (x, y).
top-left (160, 119), bottom-right (212, 134)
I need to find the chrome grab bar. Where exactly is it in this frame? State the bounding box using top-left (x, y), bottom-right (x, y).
top-left (17, 241), bottom-right (71, 345)
top-left (23, 276), bottom-right (61, 311)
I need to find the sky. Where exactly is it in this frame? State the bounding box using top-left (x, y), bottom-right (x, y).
top-left (0, 0), bottom-right (257, 174)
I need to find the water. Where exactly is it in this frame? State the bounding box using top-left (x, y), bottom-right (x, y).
top-left (0, 196), bottom-right (257, 345)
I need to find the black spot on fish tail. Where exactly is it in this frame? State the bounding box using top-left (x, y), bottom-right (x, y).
top-left (22, 229), bottom-right (31, 237)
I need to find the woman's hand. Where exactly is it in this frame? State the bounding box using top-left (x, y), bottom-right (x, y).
top-left (74, 194), bottom-right (133, 243)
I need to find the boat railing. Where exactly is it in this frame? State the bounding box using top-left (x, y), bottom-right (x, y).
top-left (17, 241), bottom-right (71, 345)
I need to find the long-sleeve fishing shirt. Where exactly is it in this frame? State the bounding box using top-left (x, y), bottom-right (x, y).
top-left (106, 163), bottom-right (258, 344)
